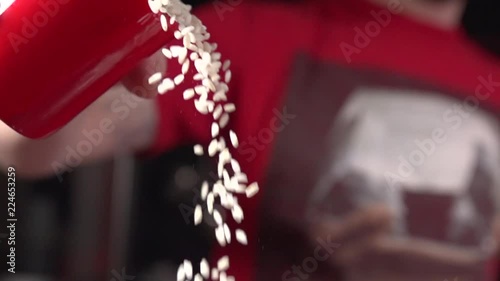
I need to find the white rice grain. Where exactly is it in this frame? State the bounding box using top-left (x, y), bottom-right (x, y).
top-left (215, 226), bottom-right (226, 247)
top-left (223, 223), bottom-right (231, 244)
top-left (184, 260), bottom-right (193, 279)
top-left (190, 52), bottom-right (200, 61)
top-left (213, 209), bottom-right (223, 225)
top-left (234, 183), bottom-right (246, 194)
top-left (219, 113), bottom-right (230, 129)
top-left (220, 272), bottom-right (228, 281)
top-left (148, 72), bottom-right (163, 85)
top-left (177, 264), bottom-right (185, 281)
top-left (194, 274), bottom-right (203, 281)
top-left (229, 130), bottom-right (238, 148)
top-left (223, 60), bottom-right (231, 71)
top-left (158, 78), bottom-right (175, 94)
top-left (184, 88), bottom-right (195, 100)
top-left (183, 35), bottom-right (192, 49)
top-left (194, 85), bottom-right (208, 95)
top-left (235, 229), bottom-right (248, 245)
top-left (174, 30), bottom-right (182, 39)
top-left (178, 48), bottom-right (188, 64)
top-left (181, 25), bottom-right (195, 35)
top-left (245, 182), bottom-right (259, 198)
top-left (193, 73), bottom-right (204, 81)
top-left (211, 268), bottom-right (219, 280)
top-left (223, 103), bottom-right (236, 113)
top-left (218, 137), bottom-right (226, 152)
top-left (219, 149), bottom-right (230, 166)
top-left (148, 0), bottom-right (161, 13)
top-left (160, 14), bottom-right (168, 31)
top-left (161, 48), bottom-right (172, 59)
top-left (213, 91), bottom-right (227, 102)
top-left (201, 181), bottom-right (209, 200)
top-left (200, 259), bottom-right (209, 279)
top-left (231, 204), bottom-right (244, 223)
top-left (217, 255), bottom-right (230, 271)
top-left (182, 60), bottom-right (190, 74)
top-left (223, 170), bottom-right (230, 188)
top-left (230, 159), bottom-right (241, 173)
top-left (224, 70), bottom-right (232, 83)
top-left (213, 105), bottom-right (223, 120)
top-left (202, 78), bottom-right (216, 92)
top-left (194, 99), bottom-right (208, 114)
top-left (174, 74), bottom-right (185, 85)
top-left (235, 173), bottom-right (248, 183)
top-left (207, 193), bottom-right (214, 214)
top-left (211, 123), bottom-right (219, 138)
top-left (194, 205), bottom-right (202, 225)
top-left (208, 139), bottom-right (218, 157)
top-left (170, 46), bottom-right (184, 57)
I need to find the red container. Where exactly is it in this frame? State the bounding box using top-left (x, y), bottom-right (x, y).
top-left (0, 0), bottom-right (175, 138)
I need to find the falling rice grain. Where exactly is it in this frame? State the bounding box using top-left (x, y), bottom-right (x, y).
top-left (184, 89), bottom-right (195, 100)
top-left (148, 72), bottom-right (163, 85)
top-left (223, 60), bottom-right (231, 71)
top-left (207, 193), bottom-right (214, 214)
top-left (148, 0), bottom-right (161, 13)
top-left (177, 264), bottom-right (185, 281)
top-left (246, 182), bottom-right (259, 198)
top-left (223, 103), bottom-right (236, 113)
top-left (182, 60), bottom-right (190, 74)
top-left (184, 260), bottom-right (193, 279)
top-left (232, 204), bottom-right (244, 223)
top-left (235, 229), bottom-right (248, 245)
top-left (230, 159), bottom-right (241, 173)
top-left (223, 223), bottom-right (231, 244)
top-left (215, 226), bottom-right (226, 247)
top-left (208, 139), bottom-right (218, 157)
top-left (174, 74), bottom-right (185, 85)
top-left (229, 130), bottom-right (238, 148)
top-left (217, 255), bottom-right (230, 271)
top-left (224, 70), bottom-right (232, 83)
top-left (211, 122), bottom-right (219, 138)
top-left (220, 272), bottom-right (228, 281)
top-left (235, 173), bottom-right (248, 183)
top-left (211, 268), bottom-right (219, 280)
top-left (183, 35), bottom-right (191, 49)
top-left (160, 14), bottom-right (168, 31)
top-left (219, 113), bottom-right (230, 129)
top-left (213, 105), bottom-right (223, 120)
top-left (161, 48), bottom-right (172, 59)
top-left (158, 78), bottom-right (175, 94)
top-left (201, 181), bottom-right (209, 200)
top-left (200, 259), bottom-right (209, 279)
top-left (213, 209), bottom-right (223, 225)
top-left (190, 52), bottom-right (199, 61)
top-left (194, 205), bottom-right (202, 225)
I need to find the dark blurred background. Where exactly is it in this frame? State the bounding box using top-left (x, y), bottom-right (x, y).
top-left (0, 0), bottom-right (499, 280)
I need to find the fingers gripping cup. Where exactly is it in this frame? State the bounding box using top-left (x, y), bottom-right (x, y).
top-left (0, 0), bottom-right (177, 138)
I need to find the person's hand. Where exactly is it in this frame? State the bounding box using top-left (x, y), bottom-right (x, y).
top-left (121, 49), bottom-right (166, 99)
top-left (308, 204), bottom-right (488, 281)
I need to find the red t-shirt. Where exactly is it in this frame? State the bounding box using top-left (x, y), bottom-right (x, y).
top-left (150, 0), bottom-right (500, 280)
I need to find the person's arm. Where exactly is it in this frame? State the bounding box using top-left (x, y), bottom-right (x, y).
top-left (0, 83), bottom-right (158, 179)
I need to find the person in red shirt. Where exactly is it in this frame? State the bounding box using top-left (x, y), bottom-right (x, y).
top-left (1, 0), bottom-right (499, 280)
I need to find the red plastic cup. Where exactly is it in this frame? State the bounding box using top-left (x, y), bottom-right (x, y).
top-left (0, 0), bottom-right (175, 138)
